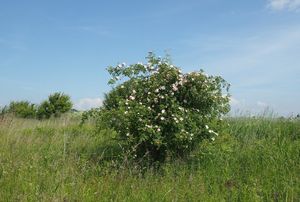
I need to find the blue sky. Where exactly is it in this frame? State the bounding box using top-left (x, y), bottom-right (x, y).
top-left (0, 0), bottom-right (299, 115)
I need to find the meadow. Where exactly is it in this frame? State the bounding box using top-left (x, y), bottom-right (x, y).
top-left (0, 114), bottom-right (299, 201)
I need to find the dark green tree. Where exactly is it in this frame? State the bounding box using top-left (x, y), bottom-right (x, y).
top-left (37, 92), bottom-right (72, 119)
top-left (7, 101), bottom-right (36, 118)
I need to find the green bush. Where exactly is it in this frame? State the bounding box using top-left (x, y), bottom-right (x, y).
top-left (95, 53), bottom-right (230, 162)
top-left (37, 100), bottom-right (54, 119)
top-left (37, 92), bottom-right (72, 119)
top-left (7, 101), bottom-right (36, 118)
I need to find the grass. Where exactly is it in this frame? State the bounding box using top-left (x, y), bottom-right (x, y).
top-left (0, 114), bottom-right (299, 201)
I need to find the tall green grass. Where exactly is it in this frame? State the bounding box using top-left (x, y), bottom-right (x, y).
top-left (0, 115), bottom-right (299, 201)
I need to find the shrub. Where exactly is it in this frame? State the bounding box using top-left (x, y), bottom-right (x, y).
top-left (37, 100), bottom-right (54, 119)
top-left (0, 106), bottom-right (8, 116)
top-left (80, 108), bottom-right (101, 125)
top-left (37, 92), bottom-right (72, 119)
top-left (7, 101), bottom-right (36, 118)
top-left (96, 53), bottom-right (230, 162)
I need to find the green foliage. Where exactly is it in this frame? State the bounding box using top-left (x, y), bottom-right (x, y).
top-left (1, 92), bottom-right (72, 120)
top-left (37, 100), bottom-right (54, 119)
top-left (80, 108), bottom-right (101, 125)
top-left (7, 101), bottom-right (36, 118)
top-left (97, 53), bottom-right (230, 162)
top-left (47, 92), bottom-right (73, 116)
top-left (37, 92), bottom-right (72, 119)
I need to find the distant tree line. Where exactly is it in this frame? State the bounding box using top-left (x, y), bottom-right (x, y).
top-left (0, 92), bottom-right (72, 119)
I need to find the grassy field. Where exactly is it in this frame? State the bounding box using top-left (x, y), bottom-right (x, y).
top-left (0, 114), bottom-right (299, 201)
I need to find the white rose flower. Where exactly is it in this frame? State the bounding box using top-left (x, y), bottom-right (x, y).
top-left (172, 84), bottom-right (178, 91)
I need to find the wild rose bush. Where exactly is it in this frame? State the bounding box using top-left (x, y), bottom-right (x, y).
top-left (98, 53), bottom-right (230, 162)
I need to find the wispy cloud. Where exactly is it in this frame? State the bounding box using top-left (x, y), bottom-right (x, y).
top-left (184, 25), bottom-right (300, 62)
top-left (183, 24), bottom-right (300, 78)
top-left (229, 97), bottom-right (274, 115)
top-left (74, 98), bottom-right (102, 111)
top-left (267, 0), bottom-right (300, 11)
top-left (257, 101), bottom-right (269, 108)
top-left (0, 37), bottom-right (28, 51)
top-left (229, 97), bottom-right (240, 106)
top-left (64, 25), bottom-right (110, 36)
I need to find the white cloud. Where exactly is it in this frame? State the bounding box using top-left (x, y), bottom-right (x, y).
top-left (229, 97), bottom-right (274, 114)
top-left (268, 0), bottom-right (300, 11)
top-left (229, 97), bottom-right (240, 106)
top-left (257, 101), bottom-right (269, 108)
top-left (74, 98), bottom-right (102, 111)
